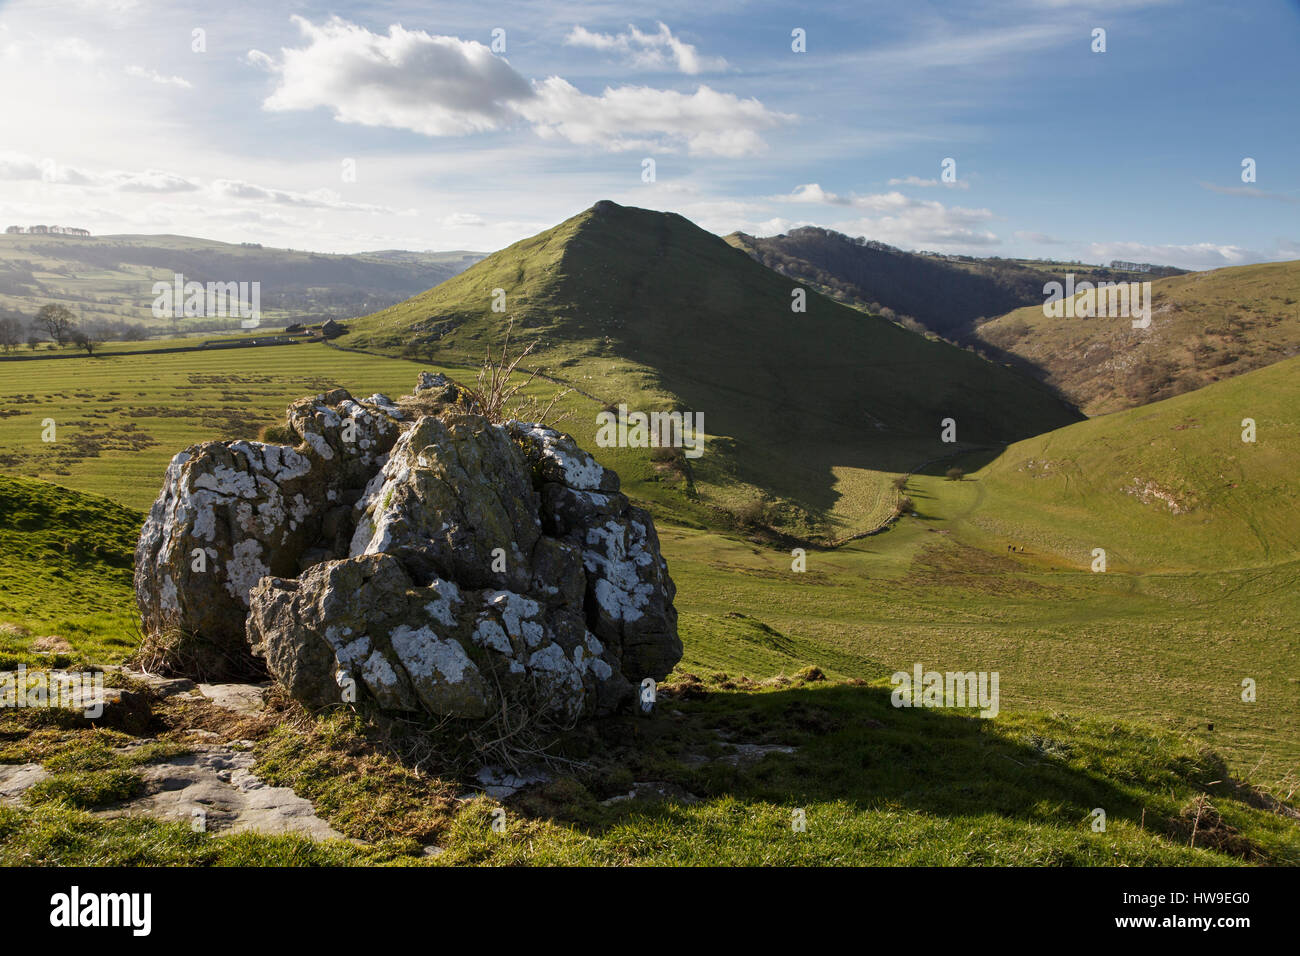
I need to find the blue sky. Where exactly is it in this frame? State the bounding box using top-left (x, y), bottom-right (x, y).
top-left (1, 0), bottom-right (1296, 268)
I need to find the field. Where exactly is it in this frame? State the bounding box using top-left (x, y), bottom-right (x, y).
top-left (0, 342), bottom-right (1296, 865)
top-left (0, 344), bottom-right (442, 511)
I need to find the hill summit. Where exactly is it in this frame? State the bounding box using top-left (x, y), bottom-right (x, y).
top-left (346, 201), bottom-right (1083, 539)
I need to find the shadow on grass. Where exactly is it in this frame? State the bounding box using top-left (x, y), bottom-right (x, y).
top-left (514, 682), bottom-right (1224, 854)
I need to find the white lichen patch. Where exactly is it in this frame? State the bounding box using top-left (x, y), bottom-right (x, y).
top-left (193, 465), bottom-right (258, 500)
top-left (518, 424), bottom-right (608, 490)
top-left (160, 575), bottom-right (179, 613)
top-left (472, 616), bottom-right (513, 656)
top-left (583, 520), bottom-right (654, 621)
top-left (423, 579), bottom-right (462, 628)
top-left (526, 643), bottom-right (585, 708)
top-left (224, 539), bottom-right (270, 606)
top-left (303, 431), bottom-right (335, 461)
top-left (483, 590), bottom-right (543, 646)
top-left (330, 633), bottom-right (372, 670)
top-left (361, 650), bottom-right (401, 694)
top-left (390, 625), bottom-right (477, 685)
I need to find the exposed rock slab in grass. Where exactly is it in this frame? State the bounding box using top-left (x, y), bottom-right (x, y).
top-left (0, 763), bottom-right (48, 803)
top-left (31, 635), bottom-right (73, 654)
top-left (97, 745), bottom-right (345, 841)
top-left (197, 682), bottom-right (268, 716)
top-left (680, 738), bottom-right (800, 768)
top-left (601, 781), bottom-right (701, 806)
top-left (472, 765), bottom-right (552, 800)
top-left (107, 666), bottom-right (199, 699)
top-left (718, 743), bottom-right (798, 766)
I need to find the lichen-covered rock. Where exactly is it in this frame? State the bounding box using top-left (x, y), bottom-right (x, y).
top-left (247, 553), bottom-right (628, 718)
top-left (134, 376), bottom-right (680, 720)
top-left (350, 414), bottom-right (543, 593)
top-left (134, 389), bottom-right (405, 678)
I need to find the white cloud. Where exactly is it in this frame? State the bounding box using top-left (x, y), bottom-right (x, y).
top-left (1085, 241), bottom-right (1262, 271)
top-left (865, 23), bottom-right (1076, 71)
top-left (1013, 230), bottom-right (1068, 245)
top-left (1, 34), bottom-right (102, 63)
top-left (887, 175), bottom-right (969, 190)
top-left (125, 65), bottom-right (191, 88)
top-left (778, 183), bottom-right (853, 205)
top-left (441, 212), bottom-right (484, 227)
top-left (767, 185), bottom-right (1000, 250)
top-left (830, 210), bottom-right (1000, 250)
top-left (0, 152), bottom-right (197, 192)
top-left (209, 179), bottom-right (394, 213)
top-left (522, 79), bottom-right (791, 157)
top-left (776, 183), bottom-right (993, 234)
top-left (564, 23), bottom-right (727, 74)
top-left (110, 170), bottom-right (200, 193)
top-left (252, 17), bottom-right (788, 157)
top-left (251, 16), bottom-right (534, 136)
top-left (1198, 182), bottom-right (1298, 204)
top-left (0, 153), bottom-right (46, 181)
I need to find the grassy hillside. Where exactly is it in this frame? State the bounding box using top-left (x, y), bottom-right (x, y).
top-left (0, 475), bottom-right (140, 665)
top-left (2, 468), bottom-right (1296, 864)
top-left (959, 354), bottom-right (1300, 571)
top-left (725, 227), bottom-right (1181, 343)
top-left (975, 259), bottom-right (1300, 415)
top-left (0, 232), bottom-right (483, 333)
top-left (345, 201), bottom-right (1082, 540)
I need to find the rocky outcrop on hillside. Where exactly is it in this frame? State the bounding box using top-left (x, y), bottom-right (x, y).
top-left (133, 374), bottom-right (680, 722)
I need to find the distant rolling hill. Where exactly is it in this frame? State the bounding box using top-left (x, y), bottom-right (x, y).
top-left (973, 259), bottom-right (1300, 416)
top-left (345, 200), bottom-right (1083, 541)
top-left (0, 233), bottom-right (484, 332)
top-left (725, 226), bottom-right (1182, 343)
top-left (964, 353), bottom-right (1300, 571)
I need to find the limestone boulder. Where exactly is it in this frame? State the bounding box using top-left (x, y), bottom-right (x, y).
top-left (134, 375), bottom-right (681, 721)
top-left (134, 389), bottom-right (403, 677)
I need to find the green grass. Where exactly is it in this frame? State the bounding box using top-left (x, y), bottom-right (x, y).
top-left (428, 684), bottom-right (1291, 866)
top-left (0, 803), bottom-right (403, 866)
top-left (968, 354), bottom-right (1300, 570)
top-left (0, 311), bottom-right (1296, 865)
top-left (0, 342), bottom-right (452, 511)
top-left (0, 474), bottom-right (140, 665)
top-left (5, 678), bottom-right (1291, 866)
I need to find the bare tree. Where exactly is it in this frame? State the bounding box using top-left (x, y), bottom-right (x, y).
top-left (36, 304), bottom-right (75, 346)
top-left (72, 326), bottom-right (102, 356)
top-left (0, 317), bottom-right (21, 352)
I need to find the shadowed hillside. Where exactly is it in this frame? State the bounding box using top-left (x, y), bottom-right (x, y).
top-left (725, 226), bottom-right (1182, 344)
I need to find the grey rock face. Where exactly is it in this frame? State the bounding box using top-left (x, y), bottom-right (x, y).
top-left (133, 389), bottom-right (404, 678)
top-left (135, 377), bottom-right (681, 720)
